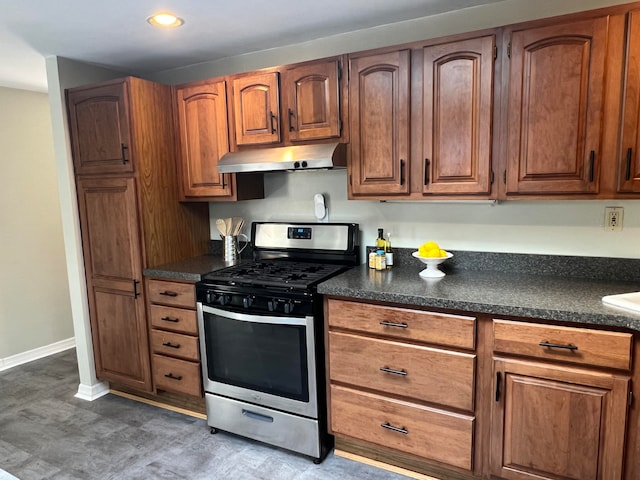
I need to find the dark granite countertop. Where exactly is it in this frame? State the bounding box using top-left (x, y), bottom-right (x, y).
top-left (318, 250), bottom-right (640, 332)
top-left (143, 255), bottom-right (236, 282)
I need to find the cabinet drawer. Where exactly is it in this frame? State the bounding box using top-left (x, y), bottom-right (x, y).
top-left (147, 279), bottom-right (195, 308)
top-left (493, 319), bottom-right (633, 371)
top-left (330, 385), bottom-right (474, 471)
top-left (329, 331), bottom-right (475, 411)
top-left (149, 305), bottom-right (198, 335)
top-left (150, 330), bottom-right (200, 361)
top-left (152, 354), bottom-right (202, 397)
top-left (327, 299), bottom-right (475, 350)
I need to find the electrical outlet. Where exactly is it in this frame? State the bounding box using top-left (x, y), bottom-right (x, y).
top-left (605, 207), bottom-right (624, 232)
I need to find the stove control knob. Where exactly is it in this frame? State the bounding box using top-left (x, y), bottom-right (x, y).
top-left (283, 301), bottom-right (294, 314)
top-left (205, 291), bottom-right (217, 304)
top-left (242, 296), bottom-right (254, 309)
top-left (267, 298), bottom-right (278, 312)
top-left (218, 294), bottom-right (231, 306)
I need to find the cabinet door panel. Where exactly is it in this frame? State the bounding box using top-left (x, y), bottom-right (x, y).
top-left (349, 50), bottom-right (410, 195)
top-left (491, 359), bottom-right (629, 480)
top-left (284, 60), bottom-right (341, 141)
top-left (423, 36), bottom-right (494, 195)
top-left (67, 81), bottom-right (133, 175)
top-left (175, 81), bottom-right (232, 198)
top-left (506, 18), bottom-right (607, 194)
top-left (233, 72), bottom-right (280, 145)
top-left (619, 10), bottom-right (640, 192)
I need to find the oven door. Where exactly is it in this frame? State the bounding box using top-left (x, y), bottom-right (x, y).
top-left (197, 303), bottom-right (318, 419)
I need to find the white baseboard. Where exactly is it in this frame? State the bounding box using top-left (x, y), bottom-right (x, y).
top-left (0, 337), bottom-right (76, 372)
top-left (75, 381), bottom-right (110, 401)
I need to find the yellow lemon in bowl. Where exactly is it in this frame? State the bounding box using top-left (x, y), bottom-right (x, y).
top-left (418, 241), bottom-right (445, 258)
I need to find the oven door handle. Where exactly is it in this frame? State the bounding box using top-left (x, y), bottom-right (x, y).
top-left (200, 304), bottom-right (310, 326)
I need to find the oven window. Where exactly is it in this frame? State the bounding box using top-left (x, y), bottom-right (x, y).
top-left (203, 313), bottom-right (309, 402)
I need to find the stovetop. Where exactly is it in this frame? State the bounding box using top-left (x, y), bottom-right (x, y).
top-left (200, 261), bottom-right (348, 290)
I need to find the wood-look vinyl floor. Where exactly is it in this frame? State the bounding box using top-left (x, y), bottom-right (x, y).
top-left (0, 349), bottom-right (410, 480)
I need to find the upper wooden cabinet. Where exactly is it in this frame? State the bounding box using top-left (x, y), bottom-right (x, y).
top-left (348, 50), bottom-right (411, 196)
top-left (421, 35), bottom-right (495, 196)
top-left (67, 81), bottom-right (132, 175)
top-left (232, 72), bottom-right (281, 146)
top-left (174, 80), bottom-right (264, 201)
top-left (504, 17), bottom-right (609, 196)
top-left (281, 59), bottom-right (342, 142)
top-left (619, 10), bottom-right (640, 193)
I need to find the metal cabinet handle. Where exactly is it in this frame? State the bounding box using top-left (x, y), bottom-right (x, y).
top-left (424, 158), bottom-right (430, 185)
top-left (400, 159), bottom-right (405, 185)
top-left (495, 371), bottom-right (502, 402)
top-left (164, 373), bottom-right (182, 381)
top-left (379, 321), bottom-right (408, 329)
top-left (588, 150), bottom-right (595, 182)
top-left (160, 316), bottom-right (179, 323)
top-left (381, 422), bottom-right (408, 434)
top-left (270, 112), bottom-right (277, 134)
top-left (626, 147), bottom-right (633, 181)
top-left (162, 342), bottom-right (180, 349)
top-left (288, 108), bottom-right (295, 132)
top-left (159, 291), bottom-right (178, 297)
top-left (133, 280), bottom-right (140, 298)
top-left (539, 341), bottom-right (578, 351)
top-left (121, 143), bottom-right (129, 164)
top-left (380, 366), bottom-right (407, 376)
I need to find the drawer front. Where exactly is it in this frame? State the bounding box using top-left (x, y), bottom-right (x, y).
top-left (149, 305), bottom-right (198, 335)
top-left (151, 330), bottom-right (200, 361)
top-left (327, 299), bottom-right (476, 350)
top-left (329, 331), bottom-right (475, 411)
top-left (147, 279), bottom-right (195, 308)
top-left (152, 354), bottom-right (202, 397)
top-left (330, 385), bottom-right (474, 471)
top-left (493, 319), bottom-right (633, 371)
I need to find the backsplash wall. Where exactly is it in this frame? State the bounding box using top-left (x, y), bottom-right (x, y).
top-left (208, 169), bottom-right (640, 260)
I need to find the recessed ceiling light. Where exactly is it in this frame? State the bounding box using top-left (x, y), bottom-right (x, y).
top-left (147, 12), bottom-right (184, 28)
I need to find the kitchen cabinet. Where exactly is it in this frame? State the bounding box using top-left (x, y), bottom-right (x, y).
top-left (326, 298), bottom-right (477, 472)
top-left (504, 16), bottom-right (609, 196)
top-left (421, 35), bottom-right (495, 196)
top-left (231, 72), bottom-right (281, 146)
top-left (174, 80), bottom-right (264, 201)
top-left (67, 77), bottom-right (210, 392)
top-left (281, 58), bottom-right (344, 143)
top-left (348, 50), bottom-right (411, 196)
top-left (490, 319), bottom-right (631, 480)
top-left (147, 279), bottom-right (202, 397)
top-left (67, 81), bottom-right (132, 175)
top-left (619, 10), bottom-right (640, 193)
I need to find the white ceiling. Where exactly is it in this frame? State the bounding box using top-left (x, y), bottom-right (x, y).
top-left (0, 0), bottom-right (504, 93)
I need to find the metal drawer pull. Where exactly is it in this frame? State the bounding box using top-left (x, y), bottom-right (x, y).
top-left (379, 321), bottom-right (408, 329)
top-left (162, 342), bottom-right (180, 349)
top-left (164, 373), bottom-right (182, 381)
top-left (160, 316), bottom-right (179, 323)
top-left (159, 291), bottom-right (178, 297)
top-left (539, 341), bottom-right (578, 351)
top-left (242, 409), bottom-right (274, 423)
top-left (380, 366), bottom-right (407, 376)
top-left (381, 422), bottom-right (408, 435)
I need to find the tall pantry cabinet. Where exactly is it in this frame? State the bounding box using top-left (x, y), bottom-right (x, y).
top-left (66, 77), bottom-right (210, 392)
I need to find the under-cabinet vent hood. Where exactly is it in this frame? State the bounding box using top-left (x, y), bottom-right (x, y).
top-left (217, 142), bottom-right (347, 174)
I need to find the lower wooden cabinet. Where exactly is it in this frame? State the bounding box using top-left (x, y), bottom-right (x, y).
top-left (146, 278), bottom-right (203, 397)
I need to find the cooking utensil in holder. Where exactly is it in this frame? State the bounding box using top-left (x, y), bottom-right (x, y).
top-left (222, 234), bottom-right (249, 263)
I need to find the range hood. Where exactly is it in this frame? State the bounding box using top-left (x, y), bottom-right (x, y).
top-left (217, 142), bottom-right (347, 174)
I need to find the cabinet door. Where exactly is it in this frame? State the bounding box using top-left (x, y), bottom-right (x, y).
top-left (67, 80), bottom-right (133, 175)
top-left (76, 177), bottom-right (151, 391)
top-left (232, 72), bottom-right (280, 146)
top-left (505, 17), bottom-right (608, 195)
top-left (349, 50), bottom-right (411, 196)
top-left (422, 36), bottom-right (494, 195)
top-left (282, 59), bottom-right (341, 142)
top-left (619, 10), bottom-right (640, 193)
top-left (174, 81), bottom-right (233, 198)
top-left (490, 358), bottom-right (629, 480)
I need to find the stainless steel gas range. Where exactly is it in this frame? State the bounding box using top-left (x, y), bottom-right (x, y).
top-left (196, 222), bottom-right (360, 463)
